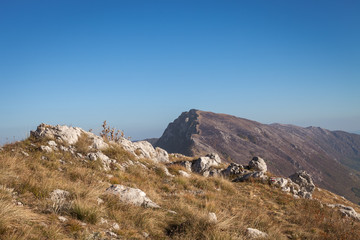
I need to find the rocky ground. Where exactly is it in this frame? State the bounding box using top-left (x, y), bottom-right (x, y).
top-left (0, 124), bottom-right (360, 239)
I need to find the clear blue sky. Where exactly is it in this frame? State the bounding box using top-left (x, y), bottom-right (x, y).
top-left (1, 0), bottom-right (359, 144)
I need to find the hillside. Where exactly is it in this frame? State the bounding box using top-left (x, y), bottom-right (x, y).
top-left (155, 109), bottom-right (360, 204)
top-left (1, 123), bottom-right (360, 239)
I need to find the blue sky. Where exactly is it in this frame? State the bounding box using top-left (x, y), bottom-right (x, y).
top-left (1, 0), bottom-right (359, 144)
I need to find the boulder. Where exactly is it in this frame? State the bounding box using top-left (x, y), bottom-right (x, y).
top-left (50, 189), bottom-right (71, 212)
top-left (248, 157), bottom-right (267, 172)
top-left (87, 152), bottom-right (116, 171)
top-left (191, 153), bottom-right (221, 174)
top-left (40, 145), bottom-right (53, 153)
top-left (118, 138), bottom-right (169, 163)
top-left (246, 228), bottom-right (268, 239)
top-left (221, 163), bottom-right (244, 177)
top-left (289, 170), bottom-right (315, 198)
top-left (232, 171), bottom-right (267, 182)
top-left (327, 204), bottom-right (360, 221)
top-left (178, 170), bottom-right (191, 178)
top-left (208, 212), bottom-right (217, 223)
top-left (106, 184), bottom-right (160, 208)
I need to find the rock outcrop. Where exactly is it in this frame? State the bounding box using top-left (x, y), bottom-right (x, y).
top-left (327, 204), bottom-right (360, 221)
top-left (246, 228), bottom-right (268, 239)
top-left (106, 184), bottom-right (160, 208)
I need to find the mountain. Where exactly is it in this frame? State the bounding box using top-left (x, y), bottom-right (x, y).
top-left (156, 109), bottom-right (360, 204)
top-left (2, 123), bottom-right (360, 239)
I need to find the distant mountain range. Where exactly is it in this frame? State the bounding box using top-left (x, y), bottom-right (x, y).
top-left (155, 109), bottom-right (360, 204)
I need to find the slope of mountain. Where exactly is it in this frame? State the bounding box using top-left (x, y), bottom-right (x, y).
top-left (156, 109), bottom-right (360, 204)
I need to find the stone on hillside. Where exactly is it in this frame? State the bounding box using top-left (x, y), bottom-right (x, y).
top-left (289, 170), bottom-right (315, 198)
top-left (191, 153), bottom-right (221, 174)
top-left (118, 138), bottom-right (169, 163)
top-left (246, 228), bottom-right (268, 239)
top-left (48, 140), bottom-right (57, 148)
top-left (106, 184), bottom-right (160, 208)
top-left (40, 145), bottom-right (53, 153)
top-left (162, 166), bottom-right (175, 177)
top-left (232, 171), bottom-right (267, 182)
top-left (21, 151), bottom-right (29, 157)
top-left (87, 152), bottom-right (116, 171)
top-left (327, 204), bottom-right (360, 221)
top-left (270, 177), bottom-right (288, 188)
top-left (208, 212), bottom-right (217, 223)
top-left (248, 157), bottom-right (267, 172)
top-left (31, 124), bottom-right (83, 145)
top-left (50, 189), bottom-right (71, 212)
top-left (178, 170), bottom-right (191, 178)
top-left (221, 163), bottom-right (244, 177)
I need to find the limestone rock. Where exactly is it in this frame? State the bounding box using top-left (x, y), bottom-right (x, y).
top-left (191, 153), bottom-right (221, 174)
top-left (50, 189), bottom-right (71, 212)
top-left (289, 170), bottom-right (315, 199)
top-left (233, 171), bottom-right (267, 182)
top-left (246, 228), bottom-right (268, 239)
top-left (87, 152), bottom-right (116, 171)
top-left (118, 138), bottom-right (169, 163)
top-left (248, 157), bottom-right (267, 172)
top-left (178, 170), bottom-right (191, 178)
top-left (208, 212), bottom-right (217, 223)
top-left (106, 184), bottom-right (160, 208)
top-left (31, 124), bottom-right (83, 145)
top-left (40, 145), bottom-right (53, 153)
top-left (221, 163), bottom-right (244, 177)
top-left (327, 204), bottom-right (360, 221)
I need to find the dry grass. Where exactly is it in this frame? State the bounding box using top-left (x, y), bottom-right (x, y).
top-left (0, 137), bottom-right (360, 239)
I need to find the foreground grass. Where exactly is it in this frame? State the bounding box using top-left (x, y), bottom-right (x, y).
top-left (0, 137), bottom-right (359, 239)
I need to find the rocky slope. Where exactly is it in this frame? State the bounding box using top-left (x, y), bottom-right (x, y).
top-left (2, 123), bottom-right (360, 239)
top-left (156, 109), bottom-right (360, 204)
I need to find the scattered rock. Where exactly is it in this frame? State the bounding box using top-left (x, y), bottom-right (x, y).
top-left (327, 204), bottom-right (360, 221)
top-left (233, 171), bottom-right (267, 182)
top-left (58, 216), bottom-right (67, 222)
top-left (208, 212), bottom-right (217, 223)
top-left (142, 232), bottom-right (149, 238)
top-left (178, 170), bottom-right (191, 178)
top-left (40, 145), bottom-right (53, 153)
top-left (289, 170), bottom-right (315, 199)
top-left (246, 228), bottom-right (268, 239)
top-left (87, 152), bottom-right (116, 171)
top-left (221, 163), bottom-right (244, 177)
top-left (106, 231), bottom-right (118, 238)
top-left (106, 184), bottom-right (160, 208)
top-left (111, 222), bottom-right (120, 230)
top-left (76, 153), bottom-right (84, 158)
top-left (97, 197), bottom-right (104, 205)
top-left (21, 151), bottom-right (29, 157)
top-left (48, 140), bottom-right (57, 148)
top-left (248, 157), bottom-right (267, 172)
top-left (191, 153), bottom-right (221, 174)
top-left (162, 166), bottom-right (174, 177)
top-left (50, 189), bottom-right (71, 212)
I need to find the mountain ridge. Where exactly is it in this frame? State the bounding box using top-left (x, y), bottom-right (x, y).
top-left (156, 109), bottom-right (360, 204)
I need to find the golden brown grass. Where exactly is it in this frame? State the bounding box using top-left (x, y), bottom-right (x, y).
top-left (0, 137), bottom-right (360, 239)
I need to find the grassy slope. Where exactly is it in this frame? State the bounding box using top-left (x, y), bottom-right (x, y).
top-left (0, 136), bottom-right (360, 239)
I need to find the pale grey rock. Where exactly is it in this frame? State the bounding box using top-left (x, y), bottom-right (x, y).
top-left (106, 231), bottom-right (118, 238)
top-left (21, 151), bottom-right (29, 157)
top-left (191, 153), bottom-right (221, 173)
top-left (289, 170), bottom-right (315, 198)
top-left (208, 212), bottom-right (217, 223)
top-left (106, 184), bottom-right (160, 208)
top-left (50, 189), bottom-right (71, 212)
top-left (76, 153), bottom-right (84, 158)
top-left (0, 147), bottom-right (3, 152)
top-left (97, 198), bottom-right (104, 205)
top-left (221, 163), bottom-right (244, 177)
top-left (40, 145), bottom-right (53, 153)
top-left (87, 152), bottom-right (116, 171)
top-left (59, 145), bottom-right (69, 152)
top-left (58, 216), bottom-right (67, 222)
top-left (162, 166), bottom-right (175, 177)
top-left (48, 140), bottom-right (57, 148)
top-left (111, 222), bottom-right (120, 230)
top-left (31, 124), bottom-right (83, 145)
top-left (246, 228), bottom-right (268, 239)
top-left (270, 177), bottom-right (288, 188)
top-left (142, 232), bottom-right (149, 238)
top-left (233, 171), bottom-right (267, 182)
top-left (118, 138), bottom-right (169, 163)
top-left (178, 170), bottom-right (191, 178)
top-left (327, 204), bottom-right (360, 221)
top-left (248, 157), bottom-right (267, 172)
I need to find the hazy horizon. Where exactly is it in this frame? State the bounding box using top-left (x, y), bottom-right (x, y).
top-left (1, 1), bottom-right (359, 145)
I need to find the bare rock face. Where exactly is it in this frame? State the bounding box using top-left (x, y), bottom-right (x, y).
top-left (248, 157), bottom-right (267, 172)
top-left (106, 185), bottom-right (160, 208)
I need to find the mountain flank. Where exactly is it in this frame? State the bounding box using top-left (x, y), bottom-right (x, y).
top-left (156, 109), bottom-right (360, 204)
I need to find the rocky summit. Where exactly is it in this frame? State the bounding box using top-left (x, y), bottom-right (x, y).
top-left (156, 109), bottom-right (360, 204)
top-left (1, 122), bottom-right (360, 239)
